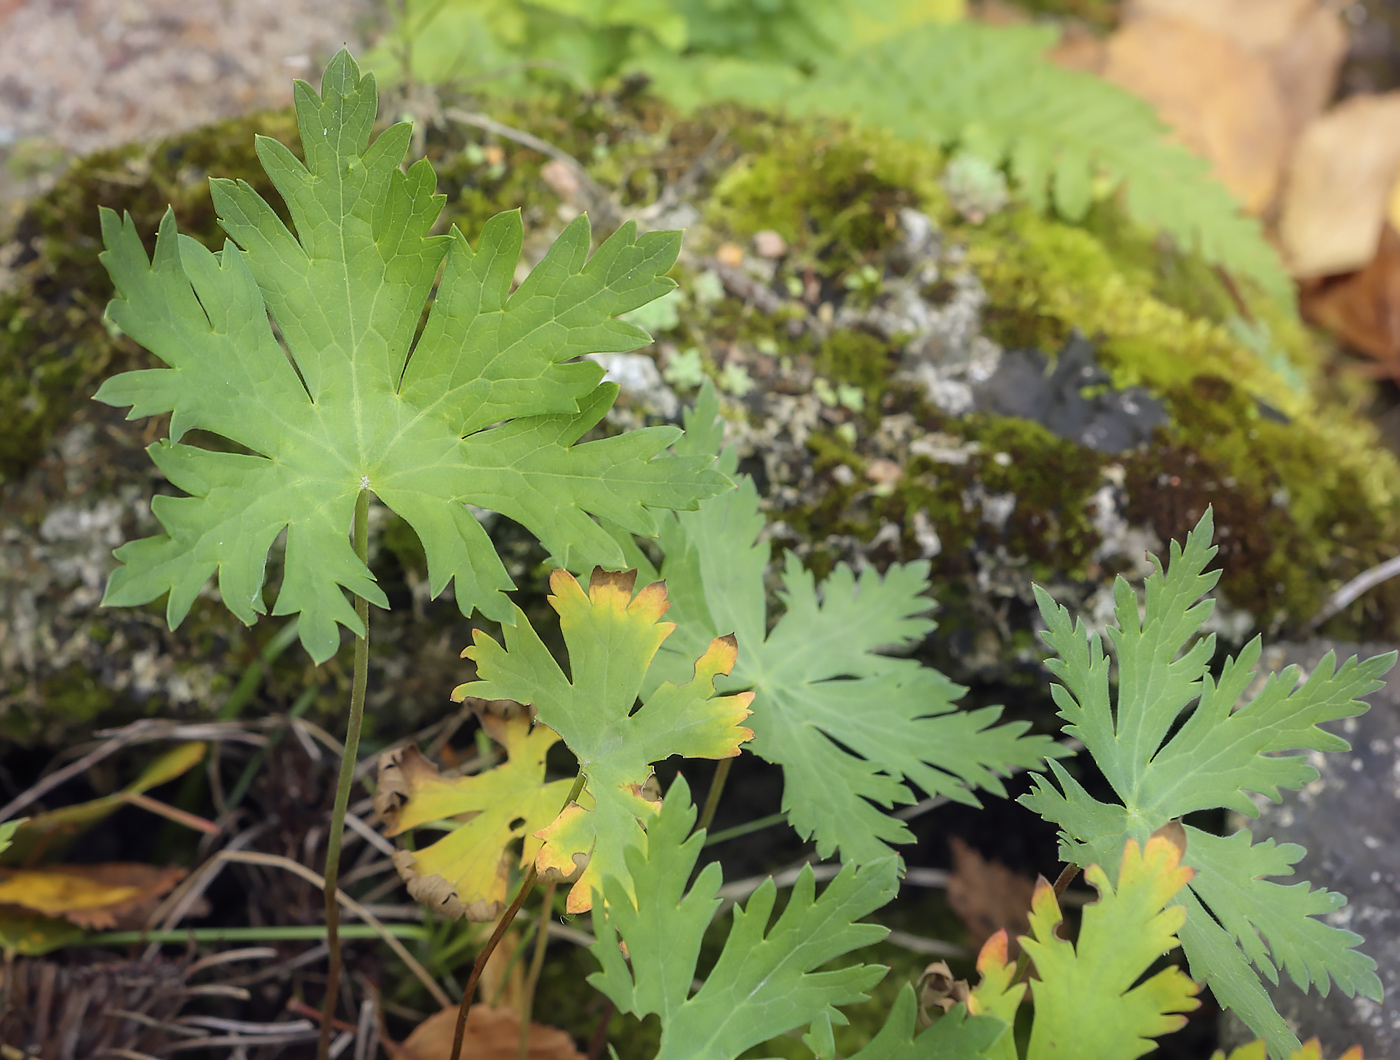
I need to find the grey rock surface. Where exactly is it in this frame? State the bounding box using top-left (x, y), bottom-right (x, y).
top-left (1226, 639), bottom-right (1400, 1056)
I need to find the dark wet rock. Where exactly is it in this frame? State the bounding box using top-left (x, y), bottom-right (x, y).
top-left (972, 333), bottom-right (1169, 453)
top-left (1223, 638), bottom-right (1400, 1056)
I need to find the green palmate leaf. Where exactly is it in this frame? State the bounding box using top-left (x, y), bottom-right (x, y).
top-left (453, 568), bottom-right (754, 912)
top-left (1021, 509), bottom-right (1394, 1057)
top-left (970, 833), bottom-right (1201, 1060)
top-left (627, 382), bottom-right (1062, 863)
top-left (589, 775), bottom-right (900, 1060)
top-left (805, 987), bottom-right (1003, 1060)
top-left (95, 49), bottom-right (728, 663)
top-left (374, 712), bottom-right (578, 920)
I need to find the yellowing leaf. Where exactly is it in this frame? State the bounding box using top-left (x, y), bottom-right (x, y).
top-left (455, 568), bottom-right (754, 912)
top-left (971, 834), bottom-right (1201, 1060)
top-left (377, 713), bottom-right (576, 920)
top-left (0, 862), bottom-right (186, 930)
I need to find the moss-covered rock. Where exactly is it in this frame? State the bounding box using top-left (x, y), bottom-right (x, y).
top-left (2, 80), bottom-right (1398, 751)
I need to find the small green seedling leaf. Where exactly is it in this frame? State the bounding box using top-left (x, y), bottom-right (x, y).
top-left (589, 775), bottom-right (901, 1060)
top-left (971, 832), bottom-right (1200, 1060)
top-left (453, 568), bottom-right (754, 912)
top-left (375, 711), bottom-right (577, 920)
top-left (1022, 508), bottom-right (1394, 1057)
top-left (840, 985), bottom-right (1003, 1060)
top-left (630, 382), bottom-right (1063, 862)
top-left (96, 49), bottom-right (728, 663)
top-left (0, 820), bottom-right (24, 859)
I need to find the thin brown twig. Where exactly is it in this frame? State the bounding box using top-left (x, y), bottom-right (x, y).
top-left (451, 770), bottom-right (588, 1060)
top-left (452, 864), bottom-right (540, 1060)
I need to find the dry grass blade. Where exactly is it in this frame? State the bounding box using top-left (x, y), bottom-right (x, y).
top-left (141, 849), bottom-right (452, 1010)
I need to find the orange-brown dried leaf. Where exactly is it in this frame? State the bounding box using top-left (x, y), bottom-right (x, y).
top-left (946, 836), bottom-right (1034, 953)
top-left (0, 863), bottom-right (186, 930)
top-left (390, 1005), bottom-right (583, 1060)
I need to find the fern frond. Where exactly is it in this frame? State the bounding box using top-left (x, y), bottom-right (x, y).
top-left (764, 22), bottom-right (1293, 307)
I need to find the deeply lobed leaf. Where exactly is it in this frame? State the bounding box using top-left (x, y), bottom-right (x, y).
top-left (1021, 509), bottom-right (1394, 1057)
top-left (970, 834), bottom-right (1201, 1060)
top-left (453, 567), bottom-right (754, 912)
top-left (629, 383), bottom-right (1063, 863)
top-left (589, 775), bottom-right (901, 1060)
top-left (96, 50), bottom-right (729, 662)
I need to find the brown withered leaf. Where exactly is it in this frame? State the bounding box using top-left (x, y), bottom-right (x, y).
top-left (1300, 224), bottom-right (1400, 372)
top-left (1104, 14), bottom-right (1290, 214)
top-left (946, 837), bottom-right (1034, 953)
top-left (916, 960), bottom-right (972, 1026)
top-left (1281, 94), bottom-right (1400, 278)
top-left (1124, 0), bottom-right (1315, 53)
top-left (0, 863), bottom-right (186, 930)
top-left (389, 1005), bottom-right (584, 1060)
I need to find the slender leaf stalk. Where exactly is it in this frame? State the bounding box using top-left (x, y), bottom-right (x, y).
top-left (696, 757), bottom-right (732, 833)
top-left (452, 770), bottom-right (587, 1060)
top-left (703, 811), bottom-right (786, 847)
top-left (519, 877), bottom-right (558, 1060)
top-left (318, 487), bottom-right (372, 1060)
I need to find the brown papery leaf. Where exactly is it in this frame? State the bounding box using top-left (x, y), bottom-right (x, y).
top-left (1281, 95), bottom-right (1400, 278)
top-left (946, 837), bottom-right (1034, 953)
top-left (0, 863), bottom-right (186, 930)
top-left (1104, 14), bottom-right (1289, 214)
top-left (1300, 224), bottom-right (1400, 372)
top-left (389, 1005), bottom-right (584, 1060)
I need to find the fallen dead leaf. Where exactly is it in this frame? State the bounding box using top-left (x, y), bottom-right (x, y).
top-left (0, 863), bottom-right (186, 930)
top-left (1123, 0), bottom-right (1315, 53)
top-left (390, 1005), bottom-right (584, 1060)
top-left (1104, 14), bottom-right (1290, 214)
top-left (1122, 0), bottom-right (1345, 146)
top-left (916, 960), bottom-right (972, 1025)
top-left (1300, 224), bottom-right (1400, 372)
top-left (1267, 4), bottom-right (1347, 140)
top-left (1280, 94), bottom-right (1400, 278)
top-left (945, 837), bottom-right (1034, 952)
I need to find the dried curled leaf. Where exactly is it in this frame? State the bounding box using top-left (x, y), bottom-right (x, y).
top-left (377, 713), bottom-right (577, 920)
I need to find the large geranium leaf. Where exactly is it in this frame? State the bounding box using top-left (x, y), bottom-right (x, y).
top-left (95, 50), bottom-right (728, 662)
top-left (625, 382), bottom-right (1062, 863)
top-left (588, 775), bottom-right (901, 1060)
top-left (374, 711), bottom-right (577, 920)
top-left (452, 568), bottom-right (754, 912)
top-left (1021, 509), bottom-right (1393, 1057)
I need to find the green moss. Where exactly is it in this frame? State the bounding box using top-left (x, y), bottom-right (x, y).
top-left (814, 329), bottom-right (895, 415)
top-left (0, 110), bottom-right (299, 483)
top-left (963, 201), bottom-right (1400, 631)
top-left (708, 121), bottom-right (944, 276)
